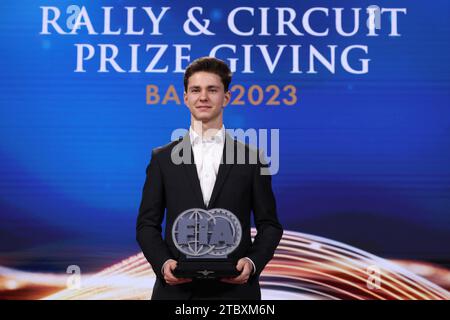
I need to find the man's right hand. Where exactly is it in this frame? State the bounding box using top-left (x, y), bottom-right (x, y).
top-left (162, 259), bottom-right (192, 285)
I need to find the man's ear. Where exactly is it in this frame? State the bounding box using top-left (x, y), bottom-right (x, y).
top-left (183, 91), bottom-right (188, 107)
top-left (223, 90), bottom-right (231, 107)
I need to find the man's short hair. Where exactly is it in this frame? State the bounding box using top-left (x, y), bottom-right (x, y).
top-left (184, 57), bottom-right (232, 92)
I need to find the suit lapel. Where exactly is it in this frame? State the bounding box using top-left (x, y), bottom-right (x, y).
top-left (207, 133), bottom-right (235, 210)
top-left (179, 131), bottom-right (236, 210)
top-left (179, 133), bottom-right (206, 209)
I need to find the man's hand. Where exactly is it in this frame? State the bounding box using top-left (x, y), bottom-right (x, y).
top-left (220, 258), bottom-right (253, 284)
top-left (163, 259), bottom-right (192, 285)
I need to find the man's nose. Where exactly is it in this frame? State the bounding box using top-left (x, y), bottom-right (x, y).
top-left (199, 90), bottom-right (208, 101)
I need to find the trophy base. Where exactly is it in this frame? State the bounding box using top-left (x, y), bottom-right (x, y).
top-left (173, 260), bottom-right (240, 279)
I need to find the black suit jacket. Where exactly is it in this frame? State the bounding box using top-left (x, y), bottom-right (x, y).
top-left (136, 132), bottom-right (283, 300)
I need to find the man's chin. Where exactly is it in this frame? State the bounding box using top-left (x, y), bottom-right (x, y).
top-left (193, 115), bottom-right (213, 122)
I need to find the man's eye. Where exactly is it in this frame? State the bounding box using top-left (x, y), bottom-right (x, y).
top-left (209, 89), bottom-right (217, 92)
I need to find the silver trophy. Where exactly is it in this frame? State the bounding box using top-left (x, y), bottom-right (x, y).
top-left (172, 208), bottom-right (242, 279)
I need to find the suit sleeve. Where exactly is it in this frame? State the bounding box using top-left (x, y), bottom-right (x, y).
top-left (246, 153), bottom-right (283, 276)
top-left (136, 149), bottom-right (174, 280)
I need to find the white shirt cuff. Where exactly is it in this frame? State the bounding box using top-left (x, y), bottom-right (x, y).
top-left (161, 259), bottom-right (171, 275)
top-left (243, 257), bottom-right (256, 275)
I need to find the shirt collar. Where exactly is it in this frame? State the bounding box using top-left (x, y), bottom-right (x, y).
top-left (189, 125), bottom-right (225, 146)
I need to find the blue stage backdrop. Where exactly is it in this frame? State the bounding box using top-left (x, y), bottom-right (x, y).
top-left (0, 0), bottom-right (449, 299)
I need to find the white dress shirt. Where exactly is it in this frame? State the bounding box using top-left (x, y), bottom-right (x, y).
top-left (189, 126), bottom-right (225, 207)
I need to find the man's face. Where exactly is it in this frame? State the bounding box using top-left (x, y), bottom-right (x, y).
top-left (184, 71), bottom-right (231, 123)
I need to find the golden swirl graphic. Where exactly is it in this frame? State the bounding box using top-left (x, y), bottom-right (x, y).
top-left (1, 229), bottom-right (449, 300)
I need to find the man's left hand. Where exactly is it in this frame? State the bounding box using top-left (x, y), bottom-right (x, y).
top-left (220, 258), bottom-right (253, 284)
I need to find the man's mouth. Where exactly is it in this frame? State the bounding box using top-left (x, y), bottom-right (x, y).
top-left (196, 105), bottom-right (212, 110)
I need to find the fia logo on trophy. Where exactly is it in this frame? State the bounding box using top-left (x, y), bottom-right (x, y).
top-left (172, 208), bottom-right (242, 278)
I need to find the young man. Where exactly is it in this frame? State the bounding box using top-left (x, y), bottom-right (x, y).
top-left (136, 57), bottom-right (283, 300)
